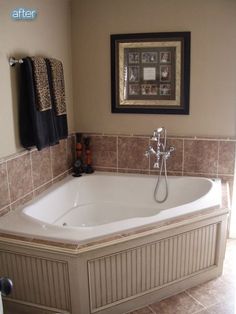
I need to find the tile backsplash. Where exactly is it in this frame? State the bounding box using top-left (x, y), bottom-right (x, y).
top-left (0, 132), bottom-right (235, 217)
top-left (88, 133), bottom-right (235, 197)
top-left (0, 135), bottom-right (75, 215)
top-left (88, 134), bottom-right (235, 176)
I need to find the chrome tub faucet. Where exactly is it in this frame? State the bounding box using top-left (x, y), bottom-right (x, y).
top-left (145, 127), bottom-right (175, 168)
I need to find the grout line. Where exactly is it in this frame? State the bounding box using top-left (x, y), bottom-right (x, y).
top-left (148, 137), bottom-right (151, 175)
top-left (29, 151), bottom-right (35, 196)
top-left (147, 305), bottom-right (156, 313)
top-left (184, 290), bottom-right (207, 310)
top-left (192, 309), bottom-right (209, 314)
top-left (181, 172), bottom-right (218, 177)
top-left (182, 139), bottom-right (185, 176)
top-left (118, 168), bottom-right (150, 173)
top-left (233, 142), bottom-right (236, 178)
top-left (204, 300), bottom-right (230, 311)
top-left (169, 137), bottom-right (236, 142)
top-left (217, 173), bottom-right (234, 177)
top-left (73, 134), bottom-right (77, 162)
top-left (123, 305), bottom-right (155, 314)
top-left (52, 170), bottom-right (70, 182)
top-left (0, 205), bottom-right (11, 213)
top-left (94, 166), bottom-right (117, 170)
top-left (116, 134), bottom-right (150, 139)
top-left (49, 146), bottom-right (54, 180)
top-left (10, 190), bottom-right (34, 210)
top-left (0, 160), bottom-right (6, 166)
top-left (4, 149), bottom-right (30, 162)
top-left (5, 160), bottom-right (12, 210)
top-left (116, 135), bottom-right (118, 173)
top-left (216, 140), bottom-right (220, 178)
top-left (94, 167), bottom-right (182, 173)
top-left (65, 138), bottom-right (68, 169)
top-left (33, 179), bottom-right (53, 194)
top-left (73, 132), bottom-right (236, 141)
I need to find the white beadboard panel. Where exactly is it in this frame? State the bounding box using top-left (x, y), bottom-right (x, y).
top-left (0, 251), bottom-right (71, 311)
top-left (88, 223), bottom-right (218, 312)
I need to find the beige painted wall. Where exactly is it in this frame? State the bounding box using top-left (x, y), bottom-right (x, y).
top-left (1, 0), bottom-right (236, 159)
top-left (72, 0), bottom-right (236, 138)
top-left (0, 0), bottom-right (74, 159)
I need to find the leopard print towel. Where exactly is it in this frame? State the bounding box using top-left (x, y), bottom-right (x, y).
top-left (47, 58), bottom-right (66, 116)
top-left (31, 57), bottom-right (52, 112)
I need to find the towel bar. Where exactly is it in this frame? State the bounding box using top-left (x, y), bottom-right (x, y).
top-left (9, 57), bottom-right (24, 66)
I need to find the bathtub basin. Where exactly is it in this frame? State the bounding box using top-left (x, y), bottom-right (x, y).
top-left (0, 172), bottom-right (222, 243)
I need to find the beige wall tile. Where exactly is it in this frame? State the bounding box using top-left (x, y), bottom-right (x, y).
top-left (184, 140), bottom-right (218, 174)
top-left (90, 135), bottom-right (117, 168)
top-left (0, 162), bottom-right (10, 209)
top-left (7, 154), bottom-right (33, 202)
top-left (31, 147), bottom-right (52, 189)
top-left (118, 137), bottom-right (149, 170)
top-left (218, 141), bottom-right (236, 175)
top-left (51, 139), bottom-right (68, 177)
top-left (67, 135), bottom-right (76, 169)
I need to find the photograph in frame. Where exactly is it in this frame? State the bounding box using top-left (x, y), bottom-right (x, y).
top-left (111, 32), bottom-right (190, 114)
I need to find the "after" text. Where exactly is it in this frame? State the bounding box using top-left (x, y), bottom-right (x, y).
top-left (11, 8), bottom-right (37, 20)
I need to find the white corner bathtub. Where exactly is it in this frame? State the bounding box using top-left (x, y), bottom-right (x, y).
top-left (0, 172), bottom-right (222, 244)
top-left (0, 172), bottom-right (229, 314)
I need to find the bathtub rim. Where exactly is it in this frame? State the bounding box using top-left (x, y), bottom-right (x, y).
top-left (0, 172), bottom-right (228, 252)
top-left (0, 207), bottom-right (229, 256)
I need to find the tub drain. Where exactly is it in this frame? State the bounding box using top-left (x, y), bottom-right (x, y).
top-left (62, 222), bottom-right (67, 226)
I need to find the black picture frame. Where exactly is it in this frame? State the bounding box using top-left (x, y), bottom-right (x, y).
top-left (111, 32), bottom-right (190, 114)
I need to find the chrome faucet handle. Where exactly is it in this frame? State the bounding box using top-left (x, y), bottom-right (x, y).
top-left (164, 146), bottom-right (175, 160)
top-left (144, 146), bottom-right (156, 157)
top-left (149, 146), bottom-right (156, 155)
top-left (151, 134), bottom-right (158, 141)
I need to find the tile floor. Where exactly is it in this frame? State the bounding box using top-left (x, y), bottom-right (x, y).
top-left (126, 239), bottom-right (236, 314)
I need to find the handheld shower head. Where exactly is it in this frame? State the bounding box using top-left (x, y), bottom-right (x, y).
top-left (157, 127), bottom-right (164, 133)
top-left (151, 127), bottom-right (165, 141)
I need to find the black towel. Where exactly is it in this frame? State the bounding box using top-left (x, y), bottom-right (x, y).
top-left (19, 57), bottom-right (60, 150)
top-left (45, 58), bottom-right (68, 140)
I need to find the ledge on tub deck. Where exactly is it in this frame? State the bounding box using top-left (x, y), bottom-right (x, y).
top-left (0, 173), bottom-right (231, 255)
top-left (0, 205), bottom-right (230, 255)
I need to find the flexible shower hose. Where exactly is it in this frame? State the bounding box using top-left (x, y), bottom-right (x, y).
top-left (153, 155), bottom-right (168, 203)
top-left (153, 131), bottom-right (168, 203)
